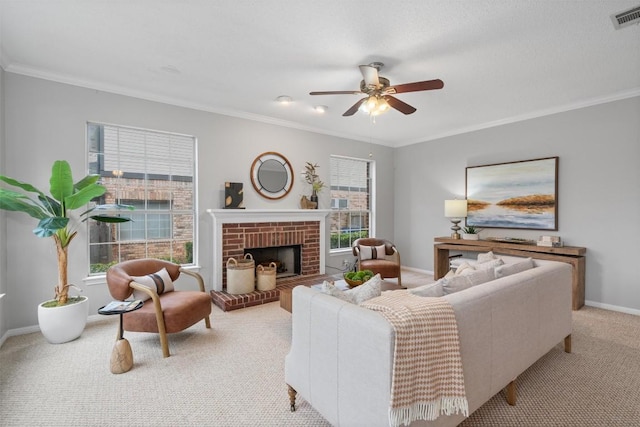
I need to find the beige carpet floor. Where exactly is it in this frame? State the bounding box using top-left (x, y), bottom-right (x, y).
top-left (1, 277), bottom-right (639, 426)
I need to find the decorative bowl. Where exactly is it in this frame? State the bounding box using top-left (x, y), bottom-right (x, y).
top-left (343, 276), bottom-right (364, 287)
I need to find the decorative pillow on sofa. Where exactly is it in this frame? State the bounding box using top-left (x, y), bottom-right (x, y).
top-left (442, 268), bottom-right (496, 295)
top-left (495, 257), bottom-right (535, 278)
top-left (409, 280), bottom-right (445, 297)
top-left (320, 273), bottom-right (382, 304)
top-left (359, 244), bottom-right (387, 260)
top-left (131, 267), bottom-right (175, 301)
top-left (473, 258), bottom-right (504, 270)
top-left (454, 262), bottom-right (476, 276)
top-left (477, 251), bottom-right (497, 263)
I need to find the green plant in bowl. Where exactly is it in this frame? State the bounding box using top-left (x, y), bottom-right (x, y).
top-left (344, 269), bottom-right (374, 286)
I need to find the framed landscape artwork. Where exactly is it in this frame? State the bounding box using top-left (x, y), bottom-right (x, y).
top-left (465, 157), bottom-right (558, 230)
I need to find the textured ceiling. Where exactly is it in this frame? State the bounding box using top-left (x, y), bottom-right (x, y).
top-left (1, 0), bottom-right (639, 147)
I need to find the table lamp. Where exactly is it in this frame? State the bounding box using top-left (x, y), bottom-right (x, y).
top-left (444, 199), bottom-right (468, 239)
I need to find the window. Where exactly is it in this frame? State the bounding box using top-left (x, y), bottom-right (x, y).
top-left (87, 123), bottom-right (197, 274)
top-left (119, 200), bottom-right (171, 240)
top-left (329, 156), bottom-right (373, 251)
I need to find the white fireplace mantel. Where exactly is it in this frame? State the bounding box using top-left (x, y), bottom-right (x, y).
top-left (206, 209), bottom-right (331, 291)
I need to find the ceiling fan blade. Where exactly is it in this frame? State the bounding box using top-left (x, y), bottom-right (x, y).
top-left (343, 98), bottom-right (366, 116)
top-left (309, 90), bottom-right (362, 95)
top-left (388, 79), bottom-right (444, 94)
top-left (385, 95), bottom-right (417, 115)
top-left (359, 65), bottom-right (380, 87)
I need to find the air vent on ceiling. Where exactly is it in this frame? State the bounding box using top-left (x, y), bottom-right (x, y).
top-left (611, 5), bottom-right (640, 29)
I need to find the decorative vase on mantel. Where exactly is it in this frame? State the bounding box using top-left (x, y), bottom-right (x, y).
top-left (309, 189), bottom-right (318, 209)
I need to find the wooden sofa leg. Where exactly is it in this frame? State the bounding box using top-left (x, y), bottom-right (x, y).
top-left (288, 384), bottom-right (297, 412)
top-left (564, 334), bottom-right (572, 353)
top-left (506, 380), bottom-right (517, 406)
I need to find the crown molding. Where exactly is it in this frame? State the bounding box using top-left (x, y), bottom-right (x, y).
top-left (4, 63), bottom-right (637, 150)
top-left (3, 64), bottom-right (392, 147)
top-left (395, 87), bottom-right (640, 147)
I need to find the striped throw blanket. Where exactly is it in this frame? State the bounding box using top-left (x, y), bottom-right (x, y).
top-left (361, 292), bottom-right (468, 427)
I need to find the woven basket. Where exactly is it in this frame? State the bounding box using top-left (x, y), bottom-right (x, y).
top-left (226, 253), bottom-right (255, 294)
top-left (256, 262), bottom-right (277, 291)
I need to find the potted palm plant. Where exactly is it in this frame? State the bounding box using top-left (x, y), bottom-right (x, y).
top-left (0, 160), bottom-right (132, 343)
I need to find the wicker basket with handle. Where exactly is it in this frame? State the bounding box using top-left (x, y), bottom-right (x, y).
top-left (256, 262), bottom-right (277, 291)
top-left (226, 253), bottom-right (255, 294)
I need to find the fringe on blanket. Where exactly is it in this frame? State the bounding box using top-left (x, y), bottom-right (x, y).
top-left (389, 397), bottom-right (469, 427)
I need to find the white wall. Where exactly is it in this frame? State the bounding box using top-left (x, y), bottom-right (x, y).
top-left (3, 73), bottom-right (395, 329)
top-left (394, 96), bottom-right (640, 312)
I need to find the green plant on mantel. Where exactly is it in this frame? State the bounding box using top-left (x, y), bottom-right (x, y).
top-left (303, 162), bottom-right (324, 193)
top-left (0, 160), bottom-right (133, 306)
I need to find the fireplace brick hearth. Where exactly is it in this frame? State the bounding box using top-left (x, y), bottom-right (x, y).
top-left (207, 209), bottom-right (331, 310)
top-left (221, 221), bottom-right (320, 289)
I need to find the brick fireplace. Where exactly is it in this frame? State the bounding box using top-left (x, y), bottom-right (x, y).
top-left (207, 209), bottom-right (330, 292)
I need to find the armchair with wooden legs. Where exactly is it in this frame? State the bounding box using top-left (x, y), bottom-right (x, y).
top-left (106, 259), bottom-right (212, 358)
top-left (352, 238), bottom-right (402, 287)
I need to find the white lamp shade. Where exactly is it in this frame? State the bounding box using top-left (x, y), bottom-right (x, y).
top-left (444, 199), bottom-right (468, 218)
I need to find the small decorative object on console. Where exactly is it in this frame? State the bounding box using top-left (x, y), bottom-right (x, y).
top-left (538, 235), bottom-right (563, 247)
top-left (486, 237), bottom-right (536, 245)
top-left (462, 226), bottom-right (481, 240)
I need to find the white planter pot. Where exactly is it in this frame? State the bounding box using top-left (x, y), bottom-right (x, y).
top-left (38, 296), bottom-right (89, 344)
top-left (462, 234), bottom-right (480, 240)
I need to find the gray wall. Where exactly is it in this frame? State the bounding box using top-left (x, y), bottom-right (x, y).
top-left (0, 67), bottom-right (6, 339)
top-left (394, 96), bottom-right (640, 313)
top-left (2, 73), bottom-right (395, 330)
top-left (3, 71), bottom-right (639, 332)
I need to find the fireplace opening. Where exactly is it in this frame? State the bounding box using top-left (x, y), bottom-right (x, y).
top-left (245, 245), bottom-right (301, 279)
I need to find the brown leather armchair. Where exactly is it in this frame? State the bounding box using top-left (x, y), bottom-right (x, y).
top-left (352, 238), bottom-right (402, 286)
top-left (106, 259), bottom-right (212, 358)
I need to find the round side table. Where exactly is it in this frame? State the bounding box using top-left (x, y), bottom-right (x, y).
top-left (98, 301), bottom-right (144, 374)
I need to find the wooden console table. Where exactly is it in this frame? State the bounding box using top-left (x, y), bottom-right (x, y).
top-left (433, 237), bottom-right (586, 310)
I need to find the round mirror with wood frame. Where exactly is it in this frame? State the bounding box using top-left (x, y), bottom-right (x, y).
top-left (250, 152), bottom-right (294, 200)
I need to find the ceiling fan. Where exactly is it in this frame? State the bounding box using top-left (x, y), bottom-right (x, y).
top-left (309, 62), bottom-right (444, 117)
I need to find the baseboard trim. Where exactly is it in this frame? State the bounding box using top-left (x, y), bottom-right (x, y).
top-left (0, 313), bottom-right (107, 349)
top-left (585, 300), bottom-right (640, 316)
top-left (402, 266), bottom-right (434, 275)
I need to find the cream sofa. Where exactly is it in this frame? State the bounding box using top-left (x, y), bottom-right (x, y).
top-left (284, 257), bottom-right (573, 426)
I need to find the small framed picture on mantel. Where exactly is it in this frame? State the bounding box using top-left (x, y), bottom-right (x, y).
top-left (224, 182), bottom-right (245, 209)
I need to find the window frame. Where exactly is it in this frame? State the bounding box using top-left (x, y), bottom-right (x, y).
top-left (329, 155), bottom-right (375, 254)
top-left (85, 122), bottom-right (199, 277)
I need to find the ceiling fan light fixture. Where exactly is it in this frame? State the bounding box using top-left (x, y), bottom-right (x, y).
top-left (360, 95), bottom-right (390, 116)
top-left (314, 105), bottom-right (328, 113)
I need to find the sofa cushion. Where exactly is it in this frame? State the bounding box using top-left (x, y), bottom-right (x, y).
top-left (454, 261), bottom-right (476, 276)
top-left (131, 267), bottom-right (174, 301)
top-left (320, 274), bottom-right (382, 304)
top-left (359, 244), bottom-right (386, 260)
top-left (477, 251), bottom-right (497, 263)
top-left (456, 258), bottom-right (504, 276)
top-left (474, 258), bottom-right (505, 270)
top-left (409, 280), bottom-right (445, 297)
top-left (495, 257), bottom-right (535, 278)
top-left (443, 268), bottom-right (496, 295)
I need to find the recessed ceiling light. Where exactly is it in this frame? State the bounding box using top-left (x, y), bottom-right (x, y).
top-left (314, 105), bottom-right (328, 113)
top-left (276, 95), bottom-right (292, 104)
